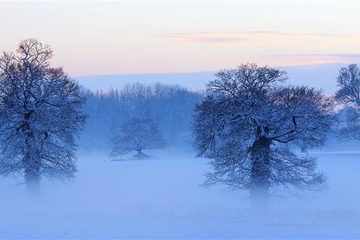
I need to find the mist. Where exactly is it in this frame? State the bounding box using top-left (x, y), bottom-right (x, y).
top-left (1, 63), bottom-right (360, 238)
top-left (0, 149), bottom-right (359, 238)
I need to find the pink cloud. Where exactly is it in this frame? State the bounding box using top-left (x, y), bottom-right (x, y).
top-left (157, 31), bottom-right (356, 44)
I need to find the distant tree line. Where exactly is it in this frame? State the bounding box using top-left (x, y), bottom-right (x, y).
top-left (79, 83), bottom-right (203, 153)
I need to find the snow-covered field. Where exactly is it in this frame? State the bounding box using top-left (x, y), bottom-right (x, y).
top-left (0, 150), bottom-right (359, 239)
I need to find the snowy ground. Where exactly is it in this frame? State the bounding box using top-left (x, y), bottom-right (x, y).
top-left (0, 150), bottom-right (359, 239)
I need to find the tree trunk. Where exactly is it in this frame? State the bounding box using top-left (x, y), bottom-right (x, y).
top-left (23, 148), bottom-right (41, 195)
top-left (134, 149), bottom-right (147, 159)
top-left (24, 166), bottom-right (41, 195)
top-left (23, 110), bottom-right (41, 195)
top-left (249, 132), bottom-right (271, 211)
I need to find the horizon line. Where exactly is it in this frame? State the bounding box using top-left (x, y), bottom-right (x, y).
top-left (73, 62), bottom-right (351, 78)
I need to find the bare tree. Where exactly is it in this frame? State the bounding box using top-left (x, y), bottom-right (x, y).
top-left (335, 64), bottom-right (360, 141)
top-left (335, 64), bottom-right (360, 105)
top-left (110, 118), bottom-right (166, 159)
top-left (0, 39), bottom-right (86, 193)
top-left (193, 63), bottom-right (334, 210)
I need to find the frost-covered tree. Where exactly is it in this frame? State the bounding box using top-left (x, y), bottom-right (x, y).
top-left (193, 63), bottom-right (334, 209)
top-left (335, 64), bottom-right (360, 141)
top-left (110, 118), bottom-right (166, 159)
top-left (0, 39), bottom-right (86, 193)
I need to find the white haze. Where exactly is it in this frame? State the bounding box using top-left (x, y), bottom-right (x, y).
top-left (0, 149), bottom-right (359, 238)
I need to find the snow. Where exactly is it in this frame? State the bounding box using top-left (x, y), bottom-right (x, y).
top-left (0, 150), bottom-right (359, 239)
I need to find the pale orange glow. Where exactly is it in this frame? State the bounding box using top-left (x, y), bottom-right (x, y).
top-left (1, 1), bottom-right (359, 77)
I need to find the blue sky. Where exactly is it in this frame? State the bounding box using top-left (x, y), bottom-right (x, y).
top-left (0, 0), bottom-right (359, 76)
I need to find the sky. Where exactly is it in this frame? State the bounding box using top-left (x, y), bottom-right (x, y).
top-left (0, 0), bottom-right (360, 77)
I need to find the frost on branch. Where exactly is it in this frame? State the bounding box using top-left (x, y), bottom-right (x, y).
top-left (0, 39), bottom-right (86, 193)
top-left (193, 63), bottom-right (334, 209)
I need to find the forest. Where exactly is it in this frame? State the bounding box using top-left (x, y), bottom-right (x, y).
top-left (79, 83), bottom-right (204, 153)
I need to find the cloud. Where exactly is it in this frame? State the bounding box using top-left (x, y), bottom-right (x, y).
top-left (157, 31), bottom-right (356, 44)
top-left (240, 31), bottom-right (342, 38)
top-left (257, 53), bottom-right (360, 68)
top-left (272, 53), bottom-right (360, 61)
top-left (157, 32), bottom-right (250, 43)
top-left (301, 53), bottom-right (360, 59)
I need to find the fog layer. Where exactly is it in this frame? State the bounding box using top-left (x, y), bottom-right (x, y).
top-left (0, 150), bottom-right (359, 239)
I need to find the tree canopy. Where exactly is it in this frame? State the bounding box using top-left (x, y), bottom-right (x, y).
top-left (110, 118), bottom-right (166, 159)
top-left (335, 64), bottom-right (360, 141)
top-left (193, 63), bottom-right (334, 209)
top-left (0, 39), bottom-right (85, 192)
